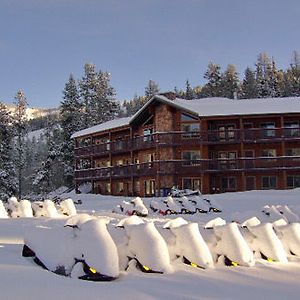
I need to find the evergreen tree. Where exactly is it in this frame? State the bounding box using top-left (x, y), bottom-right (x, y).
top-left (145, 80), bottom-right (160, 100)
top-left (0, 102), bottom-right (17, 200)
top-left (60, 74), bottom-right (83, 187)
top-left (284, 51), bottom-right (300, 96)
top-left (255, 53), bottom-right (273, 98)
top-left (241, 67), bottom-right (258, 99)
top-left (220, 64), bottom-right (240, 99)
top-left (200, 62), bottom-right (222, 97)
top-left (13, 90), bottom-right (28, 198)
top-left (79, 63), bottom-right (118, 128)
top-left (185, 80), bottom-right (194, 100)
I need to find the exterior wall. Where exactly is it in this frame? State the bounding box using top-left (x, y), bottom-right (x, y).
top-left (74, 100), bottom-right (300, 197)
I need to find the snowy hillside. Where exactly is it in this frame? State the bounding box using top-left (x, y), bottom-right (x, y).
top-left (5, 103), bottom-right (59, 120)
top-left (1, 189), bottom-right (300, 299)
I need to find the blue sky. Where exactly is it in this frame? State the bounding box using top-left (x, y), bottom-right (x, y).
top-left (1, 0), bottom-right (300, 107)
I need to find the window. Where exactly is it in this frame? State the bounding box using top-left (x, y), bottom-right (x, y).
top-left (181, 123), bottom-right (200, 138)
top-left (181, 113), bottom-right (198, 121)
top-left (262, 176), bottom-right (277, 189)
top-left (260, 122), bottom-right (275, 138)
top-left (261, 149), bottom-right (276, 157)
top-left (105, 183), bottom-right (111, 193)
top-left (77, 137), bottom-right (91, 148)
top-left (134, 181), bottom-right (140, 193)
top-left (116, 159), bottom-right (124, 166)
top-left (183, 178), bottom-right (201, 191)
top-left (144, 153), bottom-right (154, 163)
top-left (145, 180), bottom-right (155, 196)
top-left (218, 151), bottom-right (237, 169)
top-left (95, 159), bottom-right (110, 168)
top-left (287, 176), bottom-right (300, 188)
top-left (143, 128), bottom-right (153, 142)
top-left (116, 182), bottom-right (124, 193)
top-left (182, 151), bottom-right (201, 166)
top-left (286, 148), bottom-right (300, 156)
top-left (218, 125), bottom-right (235, 141)
top-left (284, 122), bottom-right (300, 137)
top-left (221, 177), bottom-right (236, 190)
top-left (76, 159), bottom-right (91, 170)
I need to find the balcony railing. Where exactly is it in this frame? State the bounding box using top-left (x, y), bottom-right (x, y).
top-left (75, 156), bottom-right (300, 180)
top-left (74, 127), bottom-right (300, 157)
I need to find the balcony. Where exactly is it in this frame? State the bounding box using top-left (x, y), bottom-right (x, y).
top-left (74, 127), bottom-right (300, 157)
top-left (75, 156), bottom-right (300, 181)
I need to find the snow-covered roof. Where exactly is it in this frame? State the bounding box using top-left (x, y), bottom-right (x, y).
top-left (71, 117), bottom-right (131, 138)
top-left (72, 96), bottom-right (300, 138)
top-left (151, 95), bottom-right (300, 117)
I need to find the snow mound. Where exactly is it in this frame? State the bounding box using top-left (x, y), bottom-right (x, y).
top-left (43, 200), bottom-right (59, 218)
top-left (276, 205), bottom-right (300, 223)
top-left (19, 200), bottom-right (33, 217)
top-left (241, 217), bottom-right (261, 227)
top-left (275, 223), bottom-right (300, 256)
top-left (171, 223), bottom-right (214, 269)
top-left (116, 215), bottom-right (144, 227)
top-left (65, 213), bottom-right (95, 227)
top-left (130, 197), bottom-right (148, 216)
top-left (246, 223), bottom-right (288, 263)
top-left (0, 200), bottom-right (9, 218)
top-left (205, 217), bottom-right (226, 229)
top-left (273, 218), bottom-right (288, 226)
top-left (125, 222), bottom-right (172, 273)
top-left (163, 217), bottom-right (188, 229)
top-left (60, 198), bottom-right (77, 216)
top-left (214, 223), bottom-right (255, 267)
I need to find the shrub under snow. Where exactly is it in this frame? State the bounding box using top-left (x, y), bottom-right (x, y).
top-left (60, 198), bottom-right (77, 216)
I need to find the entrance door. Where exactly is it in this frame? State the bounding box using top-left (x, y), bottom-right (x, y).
top-left (145, 180), bottom-right (155, 196)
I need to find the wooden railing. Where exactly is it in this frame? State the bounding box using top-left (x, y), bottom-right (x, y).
top-left (75, 156), bottom-right (300, 180)
top-left (74, 128), bottom-right (300, 157)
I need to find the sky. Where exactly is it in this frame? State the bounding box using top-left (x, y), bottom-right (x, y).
top-left (1, 0), bottom-right (300, 108)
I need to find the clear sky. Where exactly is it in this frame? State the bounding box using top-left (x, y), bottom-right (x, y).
top-left (1, 0), bottom-right (300, 108)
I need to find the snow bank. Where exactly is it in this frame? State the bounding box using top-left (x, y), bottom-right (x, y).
top-left (60, 198), bottom-right (77, 216)
top-left (275, 223), bottom-right (300, 256)
top-left (171, 223), bottom-right (214, 269)
top-left (0, 200), bottom-right (9, 218)
top-left (246, 223), bottom-right (288, 263)
top-left (125, 222), bottom-right (172, 273)
top-left (214, 223), bottom-right (255, 267)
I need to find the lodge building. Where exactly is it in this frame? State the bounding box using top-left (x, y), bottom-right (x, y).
top-left (72, 94), bottom-right (300, 197)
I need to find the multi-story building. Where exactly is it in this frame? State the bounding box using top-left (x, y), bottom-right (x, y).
top-left (72, 94), bottom-right (300, 197)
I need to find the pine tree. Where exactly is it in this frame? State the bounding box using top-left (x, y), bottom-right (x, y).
top-left (284, 51), bottom-right (300, 97)
top-left (185, 80), bottom-right (194, 100)
top-left (145, 80), bottom-right (160, 100)
top-left (0, 102), bottom-right (17, 200)
top-left (79, 63), bottom-right (118, 128)
top-left (220, 64), bottom-right (240, 99)
top-left (13, 90), bottom-right (28, 198)
top-left (241, 67), bottom-right (258, 99)
top-left (200, 62), bottom-right (222, 97)
top-left (255, 53), bottom-right (273, 98)
top-left (60, 74), bottom-right (83, 187)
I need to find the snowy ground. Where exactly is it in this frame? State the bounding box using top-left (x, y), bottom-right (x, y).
top-left (1, 189), bottom-right (300, 299)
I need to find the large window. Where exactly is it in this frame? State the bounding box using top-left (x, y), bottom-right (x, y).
top-left (221, 177), bottom-right (236, 190)
top-left (181, 123), bottom-right (200, 137)
top-left (260, 122), bottom-right (275, 138)
top-left (261, 149), bottom-right (277, 157)
top-left (287, 176), bottom-right (300, 188)
top-left (218, 151), bottom-right (237, 169)
top-left (116, 182), bottom-right (124, 193)
top-left (286, 148), bottom-right (300, 156)
top-left (262, 176), bottom-right (277, 189)
top-left (182, 150), bottom-right (201, 166)
top-left (218, 125), bottom-right (235, 141)
top-left (284, 122), bottom-right (300, 137)
top-left (143, 128), bottom-right (153, 142)
top-left (145, 180), bottom-right (155, 196)
top-left (183, 178), bottom-right (201, 191)
top-left (76, 159), bottom-right (91, 170)
top-left (105, 182), bottom-right (111, 193)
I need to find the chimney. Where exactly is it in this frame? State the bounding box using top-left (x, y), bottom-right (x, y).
top-left (159, 92), bottom-right (176, 101)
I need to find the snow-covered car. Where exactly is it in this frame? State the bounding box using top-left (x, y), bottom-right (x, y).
top-left (113, 197), bottom-right (148, 217)
top-left (22, 216), bottom-right (119, 281)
